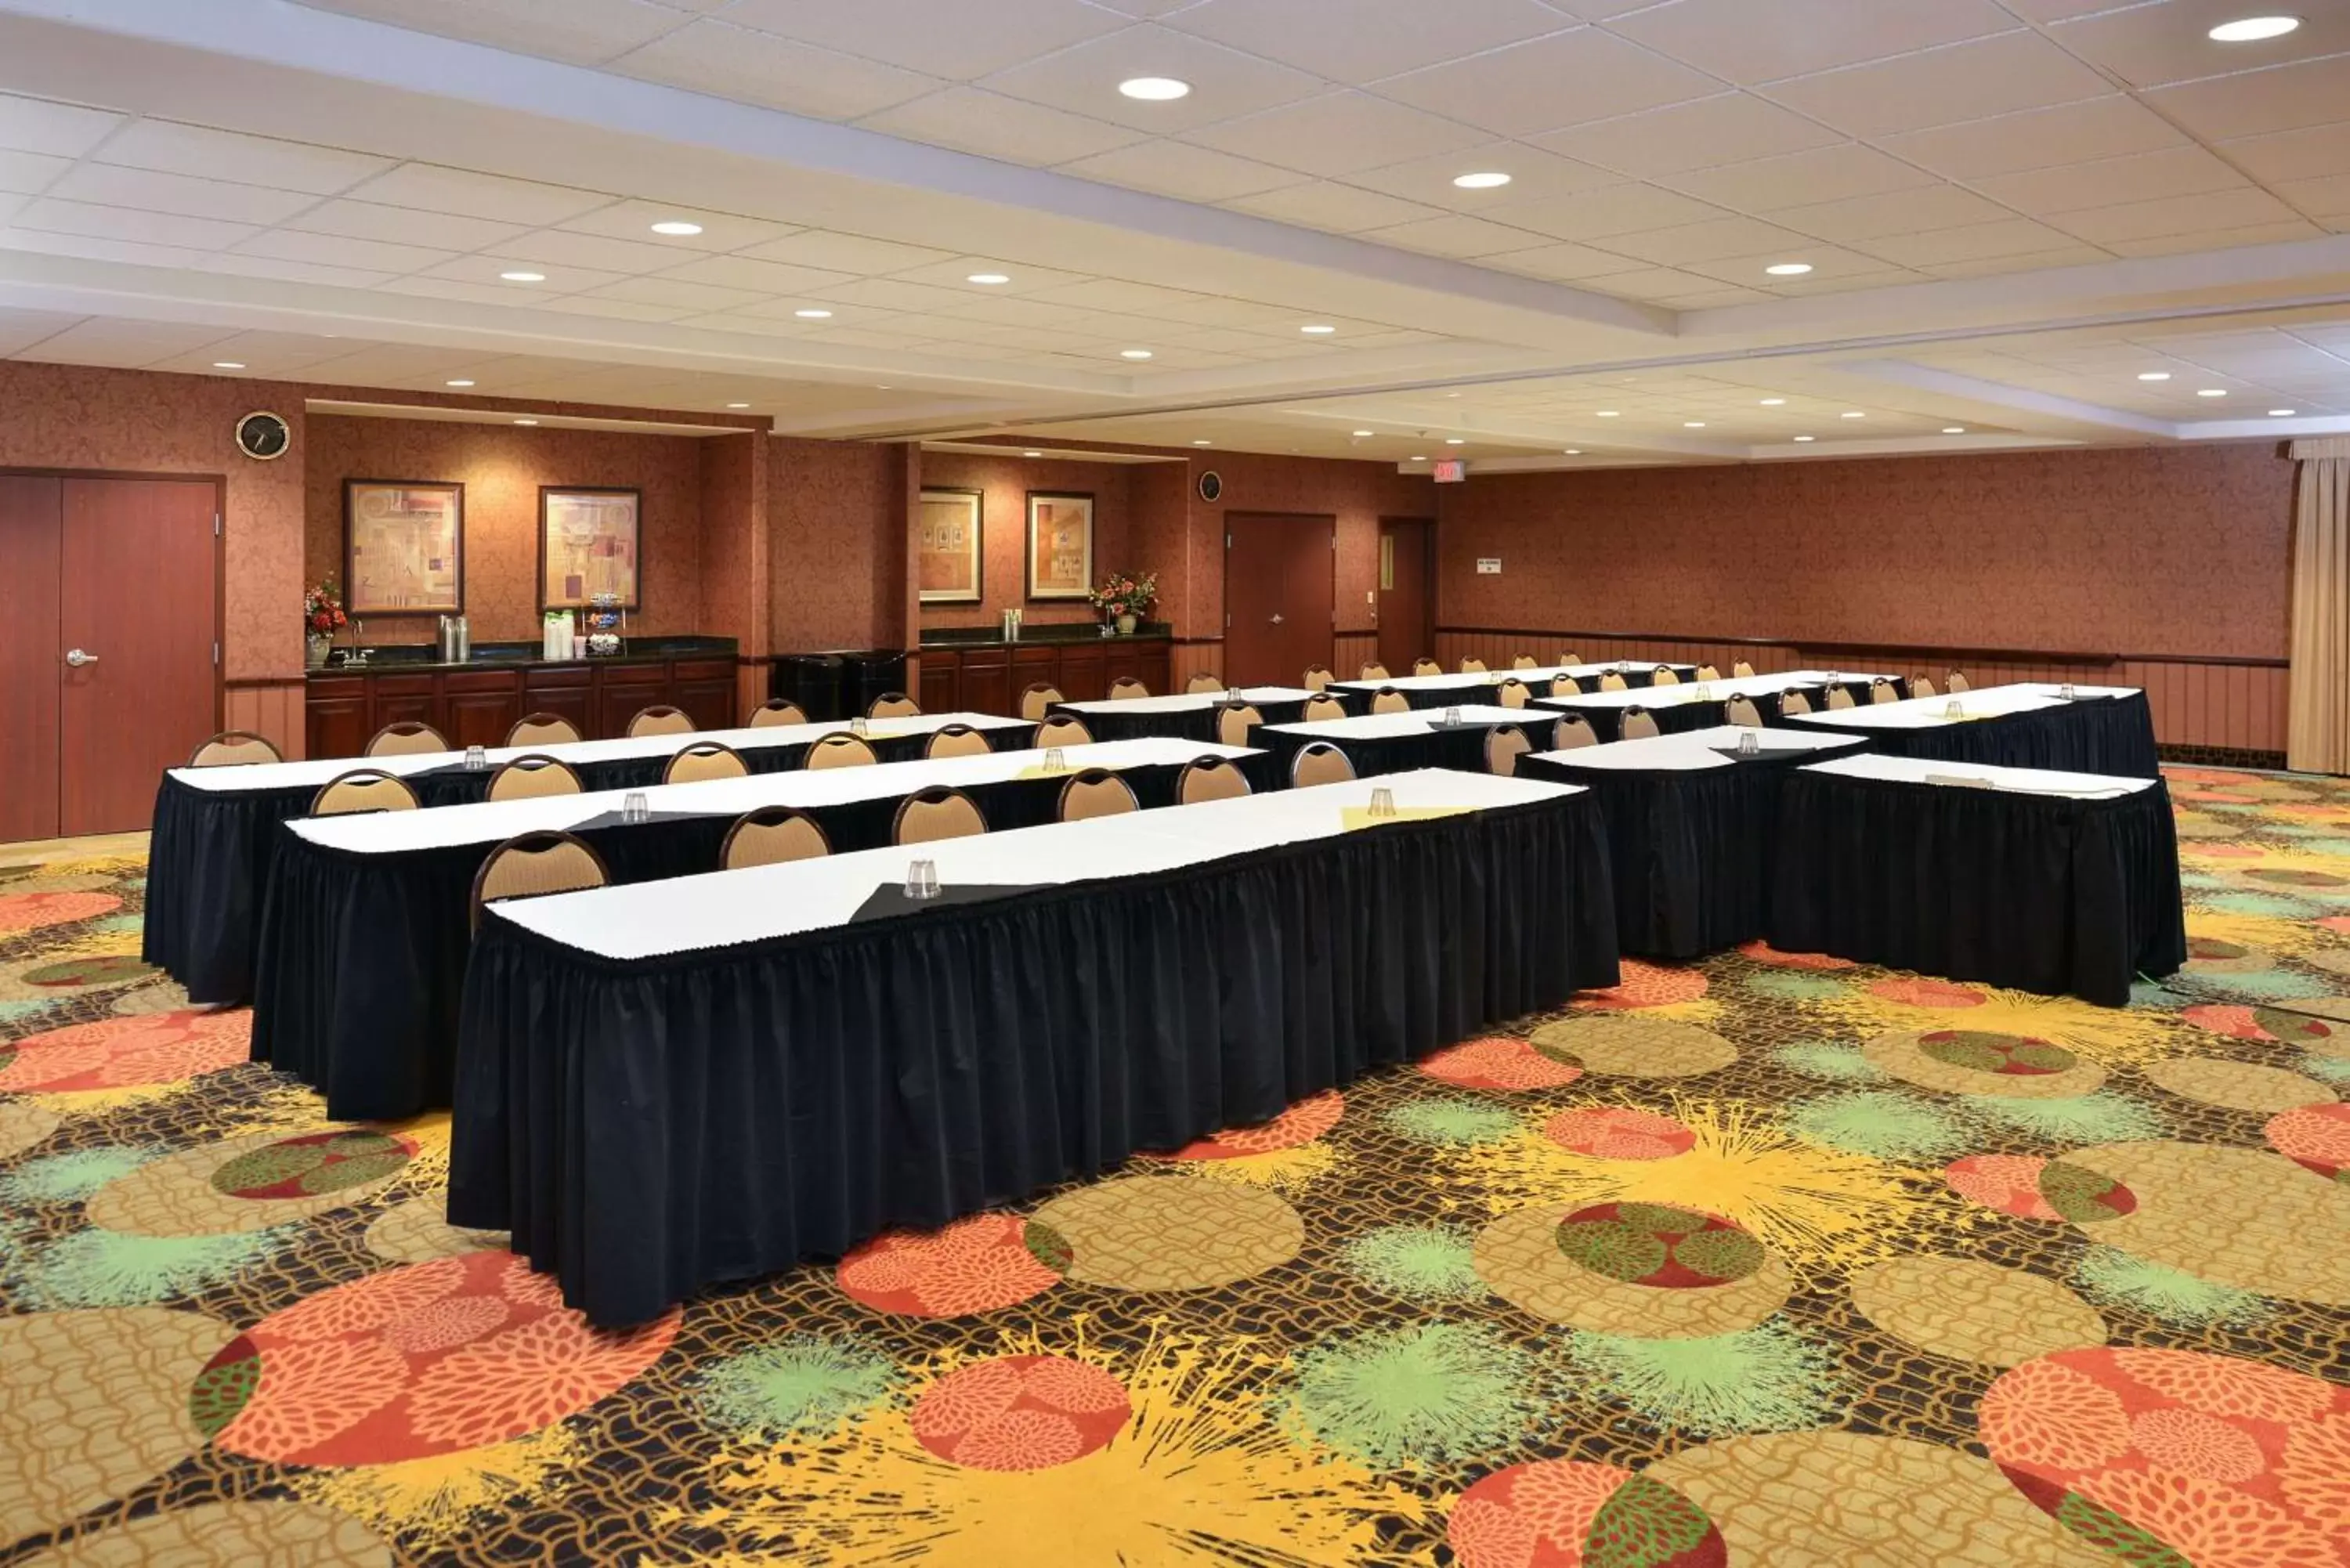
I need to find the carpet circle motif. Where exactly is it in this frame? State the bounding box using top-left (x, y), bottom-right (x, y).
top-left (0, 891), bottom-right (121, 936)
top-left (1943, 1155), bottom-right (2138, 1224)
top-left (1865, 1029), bottom-right (2107, 1100)
top-left (1152, 1089), bottom-right (1343, 1159)
top-left (1528, 1017), bottom-right (1737, 1078)
top-left (836, 1212), bottom-right (1059, 1317)
top-left (1851, 1256), bottom-right (2108, 1367)
top-left (11, 1501), bottom-right (392, 1567)
top-left (86, 1125), bottom-right (420, 1237)
top-left (1575, 960), bottom-right (1709, 1010)
top-left (1025, 1177), bottom-right (1303, 1292)
top-left (0, 1010), bottom-right (250, 1095)
top-left (0, 1098), bottom-right (62, 1161)
top-left (2263, 1103), bottom-right (2350, 1181)
top-left (2184, 937), bottom-right (2277, 975)
top-left (1736, 941), bottom-right (1856, 971)
top-left (208, 1129), bottom-right (414, 1198)
top-left (1473, 1202), bottom-right (1791, 1337)
top-left (906, 1354), bottom-right (1131, 1471)
top-left (2182, 1003), bottom-right (2344, 1050)
top-left (0, 953), bottom-right (157, 1004)
top-left (1979, 1346), bottom-right (2350, 1566)
top-left (1542, 1107), bottom-right (1697, 1161)
top-left (1866, 977), bottom-right (1986, 1008)
top-left (198, 1250), bottom-right (678, 1465)
top-left (2246, 867), bottom-right (2350, 889)
top-left (2140, 1057), bottom-right (2337, 1115)
top-left (363, 1199), bottom-right (509, 1265)
top-left (1420, 1036), bottom-right (1585, 1092)
top-left (2046, 1141), bottom-right (2350, 1306)
top-left (1556, 1203), bottom-right (1765, 1288)
top-left (1448, 1459), bottom-right (1727, 1568)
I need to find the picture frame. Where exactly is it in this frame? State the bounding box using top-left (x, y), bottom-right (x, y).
top-left (344, 479), bottom-right (464, 616)
top-left (916, 486), bottom-right (985, 605)
top-left (539, 486), bottom-right (642, 612)
top-left (1025, 490), bottom-right (1094, 602)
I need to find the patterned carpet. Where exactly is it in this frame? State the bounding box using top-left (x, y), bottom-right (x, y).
top-left (3, 764), bottom-right (2349, 1567)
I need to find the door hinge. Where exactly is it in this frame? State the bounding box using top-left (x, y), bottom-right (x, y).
top-left (212, 641), bottom-right (220, 667)
top-left (214, 513), bottom-right (222, 537)
top-left (1225, 533), bottom-right (1231, 548)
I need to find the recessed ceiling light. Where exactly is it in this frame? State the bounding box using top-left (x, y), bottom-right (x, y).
top-left (1759, 397), bottom-right (1786, 406)
top-left (1352, 429), bottom-right (1375, 437)
top-left (1120, 349), bottom-right (1153, 359)
top-left (1765, 262), bottom-right (1813, 276)
top-left (1410, 455), bottom-right (1428, 461)
top-left (1022, 450), bottom-right (1043, 458)
top-left (794, 308), bottom-right (833, 319)
top-left (1841, 410), bottom-right (1867, 419)
top-left (2198, 388), bottom-right (2229, 397)
top-left (2209, 16), bottom-right (2301, 42)
top-left (1943, 427), bottom-right (1967, 435)
top-left (650, 220), bottom-right (703, 236)
top-left (1793, 435), bottom-right (1817, 443)
top-left (2138, 371), bottom-right (2172, 381)
top-left (1683, 421), bottom-right (1707, 428)
top-left (1596, 410), bottom-right (1620, 417)
top-left (1445, 437), bottom-right (1466, 445)
top-left (1564, 449), bottom-right (1582, 455)
top-left (500, 270), bottom-right (546, 282)
top-left (1445, 391), bottom-right (1462, 398)
top-left (2271, 408), bottom-right (2299, 416)
top-left (1300, 323), bottom-right (1336, 334)
top-left (727, 402), bottom-right (750, 410)
top-left (966, 272), bottom-right (1010, 284)
top-left (1453, 172), bottom-right (1512, 190)
top-left (1119, 76), bottom-right (1191, 100)
top-left (1192, 439), bottom-right (1212, 446)
top-left (445, 379), bottom-right (475, 388)
top-left (212, 361), bottom-right (245, 370)
top-left (514, 418), bottom-right (539, 426)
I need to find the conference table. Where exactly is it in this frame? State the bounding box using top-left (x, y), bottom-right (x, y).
top-left (1329, 661), bottom-right (1699, 712)
top-left (1539, 670), bottom-right (1906, 743)
top-left (1258, 706), bottom-right (1559, 782)
top-left (248, 736), bottom-right (1266, 1122)
top-left (449, 768), bottom-right (1622, 1325)
top-left (1768, 753), bottom-right (2185, 1006)
top-left (1520, 724), bottom-right (1867, 959)
top-left (1048, 685), bottom-right (1319, 743)
top-left (1788, 683), bottom-right (2160, 779)
top-left (143, 710), bottom-right (1033, 1006)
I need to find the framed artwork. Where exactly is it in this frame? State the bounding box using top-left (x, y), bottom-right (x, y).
top-left (1025, 490), bottom-right (1094, 602)
top-left (540, 486), bottom-right (641, 611)
top-left (916, 486), bottom-right (984, 605)
top-left (345, 479), bottom-right (463, 615)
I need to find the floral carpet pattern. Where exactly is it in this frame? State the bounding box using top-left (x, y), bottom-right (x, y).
top-left (3, 764), bottom-right (2350, 1566)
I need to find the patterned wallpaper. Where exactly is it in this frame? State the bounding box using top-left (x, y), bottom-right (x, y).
top-left (698, 432), bottom-right (766, 652)
top-left (913, 453), bottom-right (1139, 633)
top-left (1437, 443), bottom-right (2297, 659)
top-left (770, 436), bottom-right (903, 652)
top-left (1182, 452), bottom-right (1438, 639)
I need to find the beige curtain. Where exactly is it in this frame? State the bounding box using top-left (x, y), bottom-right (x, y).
top-left (2290, 438), bottom-right (2350, 774)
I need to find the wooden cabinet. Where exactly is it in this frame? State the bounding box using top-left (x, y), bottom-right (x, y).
top-left (442, 670), bottom-right (522, 750)
top-left (917, 659), bottom-right (959, 716)
top-left (915, 638), bottom-right (1171, 714)
top-left (521, 668), bottom-right (592, 741)
top-left (371, 674), bottom-right (438, 733)
top-left (305, 649), bottom-right (745, 761)
top-left (671, 659), bottom-right (737, 732)
top-left (304, 677), bottom-right (372, 762)
top-left (594, 665), bottom-right (668, 739)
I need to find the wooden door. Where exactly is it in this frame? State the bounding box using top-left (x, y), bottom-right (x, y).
top-left (1224, 513), bottom-right (1334, 688)
top-left (57, 479), bottom-right (219, 836)
top-left (0, 478), bottom-right (63, 842)
top-left (1378, 518), bottom-right (1434, 676)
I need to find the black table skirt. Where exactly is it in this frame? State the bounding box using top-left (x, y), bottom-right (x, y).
top-left (450, 791), bottom-right (1621, 1325)
top-left (1261, 715), bottom-right (1558, 782)
top-left (1796, 692), bottom-right (2159, 779)
top-left (248, 738), bottom-right (1155, 1122)
top-left (1050, 699), bottom-right (1311, 744)
top-left (1545, 699), bottom-right (1727, 745)
top-left (1522, 750), bottom-right (1819, 959)
top-left (1766, 769), bottom-right (2186, 1006)
top-left (144, 724), bottom-right (1036, 1006)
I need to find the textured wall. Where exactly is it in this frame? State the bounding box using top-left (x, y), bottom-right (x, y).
top-left (913, 453), bottom-right (1139, 632)
top-left (1185, 452), bottom-right (1437, 640)
top-left (770, 435), bottom-right (902, 652)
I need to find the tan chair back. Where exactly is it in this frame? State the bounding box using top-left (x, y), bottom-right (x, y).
top-left (1512, 654), bottom-right (1538, 670)
top-left (1733, 659), bottom-right (1756, 678)
top-left (1778, 689), bottom-right (1813, 717)
top-left (925, 724), bottom-right (992, 760)
top-left (1619, 707), bottom-right (1661, 741)
top-left (1485, 724), bottom-right (1531, 777)
top-left (628, 706), bottom-right (694, 739)
top-left (1369, 686), bottom-right (1411, 715)
top-left (721, 806), bottom-right (830, 869)
top-left (868, 692), bottom-right (921, 719)
top-left (1358, 661), bottom-right (1390, 681)
top-left (1019, 683), bottom-right (1064, 722)
top-left (1303, 694), bottom-right (1347, 722)
top-left (1108, 677), bottom-right (1149, 700)
top-left (486, 754), bottom-right (583, 802)
top-left (1825, 685), bottom-right (1857, 711)
top-left (1556, 715), bottom-right (1599, 749)
top-left (1186, 672), bottom-right (1225, 694)
top-left (311, 769), bottom-right (420, 816)
top-left (1302, 665), bottom-right (1334, 692)
top-left (1550, 674), bottom-right (1582, 697)
top-left (1725, 696), bottom-right (1764, 728)
top-left (1598, 671), bottom-right (1629, 692)
top-left (1036, 714), bottom-right (1092, 749)
top-left (807, 733), bottom-right (877, 770)
top-left (1913, 675), bottom-right (1937, 699)
top-left (1695, 664), bottom-right (1721, 682)
top-left (508, 712), bottom-right (582, 749)
top-left (1650, 665), bottom-right (1680, 686)
top-left (665, 742), bottom-right (748, 785)
top-left (1058, 769), bottom-right (1137, 822)
top-left (749, 699), bottom-right (807, 728)
top-left (1217, 703), bottom-right (1264, 749)
top-left (1289, 742), bottom-right (1354, 789)
top-left (367, 721), bottom-right (447, 757)
top-left (1947, 670), bottom-right (1970, 694)
top-left (1558, 650), bottom-right (1581, 667)
top-left (1177, 756), bottom-right (1252, 805)
top-left (893, 786), bottom-right (986, 846)
top-left (1412, 657), bottom-right (1442, 676)
top-left (1871, 677), bottom-right (1899, 704)
top-left (188, 730), bottom-right (281, 768)
top-left (1459, 656), bottom-right (1488, 674)
top-left (471, 830), bottom-right (609, 930)
top-left (1496, 677), bottom-right (1530, 710)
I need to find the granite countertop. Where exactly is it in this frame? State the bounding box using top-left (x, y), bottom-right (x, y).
top-left (920, 620), bottom-right (1171, 650)
top-left (308, 637), bottom-right (737, 677)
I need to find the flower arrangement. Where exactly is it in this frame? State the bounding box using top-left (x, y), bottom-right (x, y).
top-left (1087, 569), bottom-right (1159, 623)
top-left (304, 579), bottom-right (349, 636)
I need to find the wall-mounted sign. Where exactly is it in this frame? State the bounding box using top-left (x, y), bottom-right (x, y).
top-left (1476, 558), bottom-right (1502, 575)
top-left (1433, 458), bottom-right (1467, 483)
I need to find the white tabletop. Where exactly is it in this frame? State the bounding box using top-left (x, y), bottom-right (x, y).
top-left (1527, 724), bottom-right (1868, 771)
top-left (287, 737), bottom-right (1252, 855)
top-left (1786, 682), bottom-right (2139, 732)
top-left (167, 711), bottom-right (1032, 795)
top-left (1054, 685), bottom-right (1316, 715)
top-left (1799, 751), bottom-right (2156, 799)
top-left (1261, 704), bottom-right (1549, 741)
top-left (495, 768), bottom-right (1585, 960)
top-left (1538, 670), bottom-right (1895, 712)
top-left (1330, 661), bottom-right (1692, 695)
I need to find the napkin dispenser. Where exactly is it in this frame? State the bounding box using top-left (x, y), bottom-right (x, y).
top-left (1000, 609), bottom-right (1022, 642)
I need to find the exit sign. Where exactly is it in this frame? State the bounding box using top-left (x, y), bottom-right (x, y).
top-left (1433, 458), bottom-right (1467, 482)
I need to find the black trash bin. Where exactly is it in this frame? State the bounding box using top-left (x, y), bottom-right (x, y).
top-left (771, 652), bottom-right (847, 721)
top-left (839, 648), bottom-right (911, 717)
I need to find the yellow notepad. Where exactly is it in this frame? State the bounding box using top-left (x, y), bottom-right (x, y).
top-left (1015, 764), bottom-right (1076, 779)
top-left (1342, 804), bottom-right (1473, 831)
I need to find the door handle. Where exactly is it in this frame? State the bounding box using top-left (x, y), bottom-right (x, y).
top-left (1269, 613), bottom-right (1284, 625)
top-left (63, 649), bottom-right (97, 667)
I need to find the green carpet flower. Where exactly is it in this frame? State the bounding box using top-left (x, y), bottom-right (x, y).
top-left (1278, 1321), bottom-right (1549, 1467)
top-left (1960, 1093), bottom-right (2164, 1143)
top-left (7, 1226), bottom-right (294, 1308)
top-left (1563, 1321), bottom-right (1838, 1436)
top-left (2073, 1245), bottom-right (2265, 1328)
top-left (0, 1146), bottom-right (160, 1205)
top-left (1378, 1097), bottom-right (1522, 1147)
top-left (1336, 1225), bottom-right (1484, 1302)
top-left (692, 1334), bottom-right (901, 1439)
top-left (1772, 1040), bottom-right (1887, 1082)
top-left (1787, 1089), bottom-right (1971, 1162)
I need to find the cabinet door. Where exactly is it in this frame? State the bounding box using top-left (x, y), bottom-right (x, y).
top-left (306, 678), bottom-right (371, 762)
top-left (370, 675), bottom-right (439, 740)
top-left (959, 649), bottom-right (1012, 717)
top-left (595, 669), bottom-right (668, 739)
top-left (1058, 644), bottom-right (1106, 702)
top-left (1104, 645), bottom-right (1141, 695)
top-left (917, 653), bottom-right (960, 715)
top-left (1137, 641), bottom-right (1173, 698)
top-left (443, 671), bottom-right (522, 750)
top-left (673, 676), bottom-right (737, 732)
top-left (521, 674), bottom-right (593, 742)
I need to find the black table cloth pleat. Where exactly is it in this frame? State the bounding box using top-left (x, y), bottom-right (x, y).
top-left (1050, 699), bottom-right (1309, 744)
top-left (251, 742), bottom-right (1199, 1122)
top-left (1260, 716), bottom-right (1557, 782)
top-left (449, 792), bottom-right (1619, 1326)
top-left (1766, 769), bottom-right (2186, 1006)
top-left (1796, 692), bottom-right (2159, 779)
top-left (145, 724), bottom-right (1034, 1006)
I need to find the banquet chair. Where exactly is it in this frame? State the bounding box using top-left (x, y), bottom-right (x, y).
top-left (1459, 656), bottom-right (1488, 674)
top-left (1725, 696), bottom-right (1764, 728)
top-left (1650, 665), bottom-right (1680, 686)
top-left (1558, 650), bottom-right (1581, 667)
top-left (1550, 674), bottom-right (1582, 697)
top-left (1370, 687), bottom-right (1412, 715)
top-left (1778, 690), bottom-right (1813, 717)
top-left (807, 733), bottom-right (877, 770)
top-left (507, 712), bottom-right (582, 748)
top-left (1733, 660), bottom-right (1756, 678)
top-left (666, 742), bottom-right (749, 785)
top-left (1947, 670), bottom-right (1971, 694)
top-left (627, 706), bottom-right (694, 739)
top-left (721, 805), bottom-right (830, 869)
top-left (1599, 671), bottom-right (1630, 692)
top-left (187, 730), bottom-right (281, 768)
top-left (367, 721), bottom-right (448, 757)
top-left (1177, 756), bottom-right (1253, 804)
top-left (1825, 685), bottom-right (1857, 710)
top-left (311, 769), bottom-right (420, 816)
top-left (1620, 707), bottom-right (1661, 741)
top-left (1036, 714), bottom-right (1092, 748)
top-left (1058, 769), bottom-right (1137, 822)
top-left (1913, 675), bottom-right (1937, 699)
top-left (470, 830), bottom-right (609, 931)
top-left (925, 724), bottom-right (993, 760)
top-left (1303, 694), bottom-right (1347, 721)
top-left (868, 692), bottom-right (922, 719)
top-left (1019, 683), bottom-right (1064, 722)
top-left (1187, 672), bottom-right (1226, 694)
top-left (1496, 677), bottom-right (1530, 709)
top-left (1513, 654), bottom-right (1538, 670)
top-left (1871, 678), bottom-right (1900, 704)
top-left (486, 754), bottom-right (583, 802)
top-left (1290, 742), bottom-right (1354, 788)
top-left (1358, 661), bottom-right (1391, 681)
top-left (749, 699), bottom-right (807, 728)
top-left (1108, 677), bottom-right (1150, 699)
top-left (1303, 664), bottom-right (1335, 692)
top-left (893, 786), bottom-right (988, 846)
top-left (1556, 715), bottom-right (1599, 749)
top-left (1695, 664), bottom-right (1721, 682)
top-left (1217, 703), bottom-right (1263, 748)
top-left (1412, 657), bottom-right (1442, 676)
top-left (1485, 724), bottom-right (1531, 777)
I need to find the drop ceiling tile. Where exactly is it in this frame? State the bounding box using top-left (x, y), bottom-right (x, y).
top-left (737, 231), bottom-right (958, 276)
top-left (976, 26), bottom-right (1325, 135)
top-left (495, 228), bottom-right (702, 274)
top-left (719, 0), bottom-right (1129, 80)
top-left (0, 306), bottom-right (82, 356)
top-left (91, 120), bottom-right (394, 195)
top-left (0, 194), bottom-right (27, 229)
top-left (0, 150), bottom-right (68, 197)
top-left (1593, 215), bottom-right (1816, 266)
top-left (884, 256), bottom-right (1095, 293)
top-left (2103, 219), bottom-right (2330, 256)
top-left (378, 276), bottom-right (560, 306)
top-left (1485, 240), bottom-right (1645, 280)
top-left (1346, 141), bottom-right (1620, 211)
top-left (624, 252), bottom-right (859, 295)
top-left (0, 226), bottom-right (211, 271)
top-left (855, 87), bottom-right (1148, 165)
top-left (1762, 31), bottom-right (2113, 138)
top-left (1056, 139), bottom-right (1303, 201)
top-left (285, 199), bottom-right (526, 251)
top-left (580, 276), bottom-right (771, 312)
top-left (189, 254), bottom-right (396, 291)
top-left (1374, 29), bottom-right (1722, 138)
top-left (1855, 215), bottom-right (2092, 265)
top-left (804, 276), bottom-right (988, 312)
top-left (1182, 92), bottom-right (1488, 179)
top-left (615, 20), bottom-right (943, 121)
top-left (1606, 0), bottom-right (2019, 85)
top-left (9, 315), bottom-right (237, 366)
top-left (1659, 142), bottom-right (1940, 211)
top-left (2144, 53), bottom-right (2350, 141)
top-left (1165, 0), bottom-right (1571, 85)
top-left (0, 94), bottom-right (125, 158)
top-left (1972, 144), bottom-right (2255, 215)
top-left (290, 0), bottom-right (700, 65)
top-left (1574, 266), bottom-right (1721, 301)
top-left (1220, 179), bottom-right (1444, 233)
top-left (2046, 1), bottom-right (2350, 90)
top-left (1530, 93), bottom-right (1838, 179)
top-left (1481, 181), bottom-right (1727, 239)
top-left (44, 164), bottom-right (320, 226)
top-left (2276, 173), bottom-right (2350, 219)
top-left (2050, 186), bottom-right (2302, 244)
top-left (12, 197), bottom-right (257, 251)
top-left (1875, 96), bottom-right (2189, 180)
top-left (416, 254), bottom-right (632, 293)
top-left (1676, 242), bottom-right (1907, 284)
top-left (1021, 277), bottom-right (1210, 313)
top-left (555, 200), bottom-right (797, 252)
top-left (342, 164), bottom-right (611, 226)
top-left (232, 228), bottom-right (454, 273)
top-left (1354, 212), bottom-right (1555, 258)
top-left (1769, 182), bottom-right (2016, 242)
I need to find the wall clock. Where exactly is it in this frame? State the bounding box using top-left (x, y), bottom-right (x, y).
top-left (1198, 470), bottom-right (1223, 503)
top-left (236, 410), bottom-right (291, 461)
